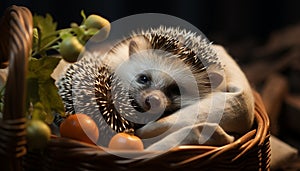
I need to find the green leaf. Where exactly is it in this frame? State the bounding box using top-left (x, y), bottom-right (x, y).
top-left (33, 13), bottom-right (57, 38)
top-left (27, 11), bottom-right (110, 124)
top-left (39, 78), bottom-right (65, 118)
top-left (33, 13), bottom-right (58, 52)
top-left (27, 55), bottom-right (64, 121)
top-left (32, 28), bottom-right (39, 52)
top-left (28, 56), bottom-right (61, 81)
top-left (26, 78), bottom-right (40, 106)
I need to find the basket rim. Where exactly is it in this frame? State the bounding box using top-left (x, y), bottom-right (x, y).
top-left (45, 90), bottom-right (270, 165)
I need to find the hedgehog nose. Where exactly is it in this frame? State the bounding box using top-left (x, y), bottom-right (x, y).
top-left (145, 95), bottom-right (161, 109)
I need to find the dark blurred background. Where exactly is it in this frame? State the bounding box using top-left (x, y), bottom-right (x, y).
top-left (1, 0), bottom-right (300, 44)
top-left (1, 0), bottom-right (300, 64)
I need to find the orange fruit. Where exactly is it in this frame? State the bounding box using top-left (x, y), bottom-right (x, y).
top-left (108, 129), bottom-right (144, 150)
top-left (60, 113), bottom-right (99, 144)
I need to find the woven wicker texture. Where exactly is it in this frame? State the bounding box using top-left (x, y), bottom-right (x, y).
top-left (0, 5), bottom-right (271, 171)
top-left (0, 5), bottom-right (33, 171)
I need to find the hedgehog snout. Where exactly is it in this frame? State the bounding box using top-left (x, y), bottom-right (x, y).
top-left (145, 94), bottom-right (161, 110)
top-left (140, 90), bottom-right (168, 115)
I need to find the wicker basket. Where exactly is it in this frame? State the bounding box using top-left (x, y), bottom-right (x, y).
top-left (0, 5), bottom-right (271, 171)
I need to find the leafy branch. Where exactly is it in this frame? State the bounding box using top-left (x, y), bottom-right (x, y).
top-left (24, 11), bottom-right (110, 124)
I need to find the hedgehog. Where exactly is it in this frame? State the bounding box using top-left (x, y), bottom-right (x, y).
top-left (57, 26), bottom-right (254, 146)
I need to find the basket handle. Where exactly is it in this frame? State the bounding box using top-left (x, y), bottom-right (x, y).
top-left (0, 5), bottom-right (33, 171)
top-left (1, 5), bottom-right (33, 120)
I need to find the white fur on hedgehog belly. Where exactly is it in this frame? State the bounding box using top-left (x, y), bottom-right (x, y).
top-left (135, 45), bottom-right (255, 150)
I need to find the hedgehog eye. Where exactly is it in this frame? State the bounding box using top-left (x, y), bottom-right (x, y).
top-left (136, 74), bottom-right (150, 84)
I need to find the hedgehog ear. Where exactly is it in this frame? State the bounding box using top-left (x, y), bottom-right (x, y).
top-left (209, 72), bottom-right (224, 89)
top-left (129, 40), bottom-right (139, 57)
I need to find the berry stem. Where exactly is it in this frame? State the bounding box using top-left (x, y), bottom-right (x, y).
top-left (124, 128), bottom-right (135, 135)
top-left (32, 36), bottom-right (61, 57)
